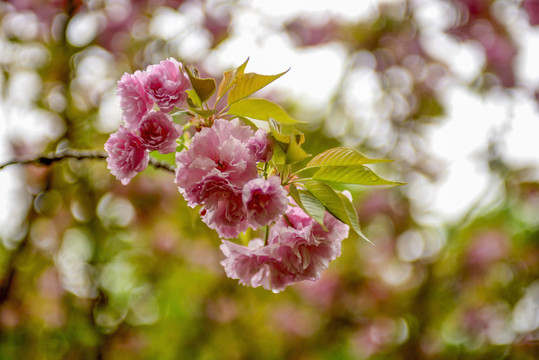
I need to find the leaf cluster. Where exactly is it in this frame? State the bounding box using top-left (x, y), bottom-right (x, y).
top-left (182, 59), bottom-right (404, 244)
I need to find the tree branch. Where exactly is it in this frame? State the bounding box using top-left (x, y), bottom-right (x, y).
top-left (0, 149), bottom-right (176, 173)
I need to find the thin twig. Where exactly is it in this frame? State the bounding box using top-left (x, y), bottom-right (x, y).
top-left (0, 149), bottom-right (176, 173)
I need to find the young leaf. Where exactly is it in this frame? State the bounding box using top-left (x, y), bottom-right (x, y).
top-left (170, 110), bottom-right (191, 117)
top-left (303, 180), bottom-right (368, 243)
top-left (288, 184), bottom-right (326, 227)
top-left (337, 192), bottom-right (371, 244)
top-left (307, 147), bottom-right (391, 167)
top-left (185, 66), bottom-right (216, 103)
top-left (235, 57), bottom-right (249, 77)
top-left (187, 89), bottom-right (202, 108)
top-left (190, 108), bottom-right (217, 117)
top-left (216, 58), bottom-right (249, 101)
top-left (227, 70), bottom-right (289, 104)
top-left (271, 138), bottom-right (287, 165)
top-left (269, 119), bottom-right (296, 143)
top-left (228, 98), bottom-right (304, 124)
top-left (231, 115), bottom-right (259, 130)
top-left (312, 165), bottom-right (404, 186)
top-left (285, 133), bottom-right (310, 164)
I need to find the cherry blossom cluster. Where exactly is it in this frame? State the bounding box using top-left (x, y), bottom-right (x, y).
top-left (175, 118), bottom-right (288, 239)
top-left (105, 58), bottom-right (352, 292)
top-left (221, 204), bottom-right (349, 293)
top-left (105, 58), bottom-right (187, 185)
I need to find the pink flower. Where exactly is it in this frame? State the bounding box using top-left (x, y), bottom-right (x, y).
top-left (197, 174), bottom-right (249, 239)
top-left (220, 204), bottom-right (349, 292)
top-left (175, 119), bottom-right (258, 206)
top-left (243, 176), bottom-right (288, 228)
top-left (268, 206), bottom-right (349, 282)
top-left (137, 111), bottom-right (181, 154)
top-left (117, 70), bottom-right (153, 127)
top-left (220, 239), bottom-right (295, 293)
top-left (248, 128), bottom-right (273, 162)
top-left (143, 58), bottom-right (190, 112)
top-left (220, 239), bottom-right (272, 287)
top-left (105, 127), bottom-right (149, 185)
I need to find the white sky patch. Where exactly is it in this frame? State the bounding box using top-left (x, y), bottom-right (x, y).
top-left (209, 29), bottom-right (348, 110)
top-left (515, 28), bottom-right (539, 88)
top-left (429, 159), bottom-right (493, 221)
top-left (504, 92), bottom-right (539, 175)
top-left (0, 166), bottom-right (32, 248)
top-left (413, 0), bottom-right (456, 31)
top-left (430, 86), bottom-right (508, 160)
top-left (421, 33), bottom-right (486, 83)
top-left (419, 86), bottom-right (510, 222)
top-left (66, 11), bottom-right (101, 48)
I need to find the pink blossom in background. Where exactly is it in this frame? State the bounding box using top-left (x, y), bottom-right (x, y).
top-left (175, 119), bottom-right (258, 205)
top-left (523, 0), bottom-right (539, 26)
top-left (197, 174), bottom-right (248, 238)
top-left (137, 111), bottom-right (181, 154)
top-left (143, 58), bottom-right (190, 112)
top-left (243, 176), bottom-right (288, 228)
top-left (104, 127), bottom-right (149, 185)
top-left (117, 71), bottom-right (153, 127)
top-left (247, 128), bottom-right (273, 162)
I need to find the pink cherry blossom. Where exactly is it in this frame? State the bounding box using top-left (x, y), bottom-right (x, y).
top-left (137, 111), bottom-right (181, 154)
top-left (220, 239), bottom-right (295, 292)
top-left (143, 58), bottom-right (190, 112)
top-left (220, 239), bottom-right (271, 287)
top-left (175, 119), bottom-right (258, 206)
top-left (220, 204), bottom-right (349, 292)
top-left (117, 70), bottom-right (153, 127)
top-left (104, 127), bottom-right (149, 185)
top-left (243, 176), bottom-right (288, 228)
top-left (268, 206), bottom-right (349, 282)
top-left (247, 128), bottom-right (273, 162)
top-left (197, 174), bottom-right (248, 239)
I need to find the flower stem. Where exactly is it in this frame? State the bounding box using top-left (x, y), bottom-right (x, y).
top-left (264, 225), bottom-right (270, 246)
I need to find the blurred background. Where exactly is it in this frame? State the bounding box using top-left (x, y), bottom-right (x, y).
top-left (0, 0), bottom-right (539, 358)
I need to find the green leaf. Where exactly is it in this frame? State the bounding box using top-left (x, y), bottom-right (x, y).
top-left (170, 110), bottom-right (191, 117)
top-left (303, 180), bottom-right (368, 243)
top-left (285, 133), bottom-right (310, 164)
top-left (227, 70), bottom-right (289, 104)
top-left (187, 89), bottom-right (202, 108)
top-left (269, 119), bottom-right (295, 143)
top-left (185, 66), bottom-right (216, 103)
top-left (289, 184), bottom-right (326, 227)
top-left (337, 192), bottom-right (371, 244)
top-left (190, 108), bottom-right (217, 117)
top-left (307, 147), bottom-right (392, 167)
top-left (235, 58), bottom-right (249, 77)
top-left (271, 139), bottom-right (287, 165)
top-left (149, 151), bottom-right (175, 166)
top-left (312, 165), bottom-right (404, 186)
top-left (216, 58), bottom-right (249, 101)
top-left (228, 98), bottom-right (304, 125)
top-left (230, 115), bottom-right (259, 130)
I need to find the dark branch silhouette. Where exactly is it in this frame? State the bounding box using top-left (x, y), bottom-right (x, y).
top-left (0, 149), bottom-right (176, 173)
